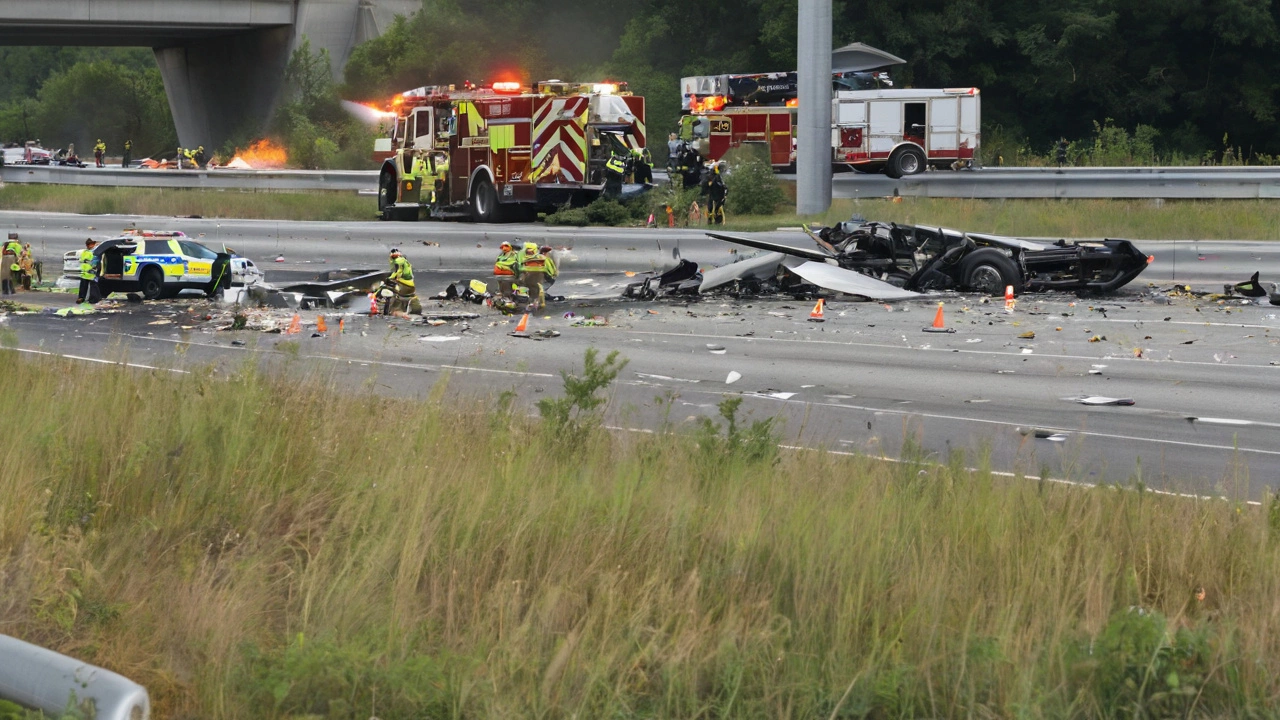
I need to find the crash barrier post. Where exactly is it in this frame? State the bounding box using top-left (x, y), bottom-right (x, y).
top-left (0, 634), bottom-right (150, 720)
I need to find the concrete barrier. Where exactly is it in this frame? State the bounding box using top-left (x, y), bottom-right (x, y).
top-left (0, 164), bottom-right (377, 192)
top-left (0, 634), bottom-right (149, 720)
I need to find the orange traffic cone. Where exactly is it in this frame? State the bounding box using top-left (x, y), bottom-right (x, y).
top-left (808, 297), bottom-right (825, 322)
top-left (1004, 285), bottom-right (1016, 313)
top-left (647, 212), bottom-right (656, 227)
top-left (511, 312), bottom-right (530, 336)
top-left (666, 205), bottom-right (675, 227)
top-left (286, 313), bottom-right (301, 334)
top-left (923, 301), bottom-right (955, 333)
top-left (338, 318), bottom-right (345, 334)
top-left (369, 292), bottom-right (379, 316)
top-left (316, 315), bottom-right (327, 333)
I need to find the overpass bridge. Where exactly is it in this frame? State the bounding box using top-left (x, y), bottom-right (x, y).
top-left (0, 0), bottom-right (417, 150)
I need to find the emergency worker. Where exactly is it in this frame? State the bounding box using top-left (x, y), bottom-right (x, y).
top-left (76, 238), bottom-right (99, 304)
top-left (516, 241), bottom-right (549, 310)
top-left (195, 146), bottom-right (207, 169)
top-left (175, 147), bottom-right (185, 169)
top-left (1, 233), bottom-right (20, 295)
top-left (678, 144), bottom-right (703, 189)
top-left (18, 243), bottom-right (37, 289)
top-left (122, 139), bottom-right (132, 168)
top-left (667, 132), bottom-right (680, 171)
top-left (632, 147), bottom-right (653, 184)
top-left (603, 151), bottom-right (626, 198)
top-left (386, 248), bottom-right (421, 315)
top-left (1055, 138), bottom-right (1069, 169)
top-left (704, 163), bottom-right (727, 225)
top-left (493, 241), bottom-right (520, 304)
top-left (539, 245), bottom-right (559, 294)
top-left (93, 139), bottom-right (106, 168)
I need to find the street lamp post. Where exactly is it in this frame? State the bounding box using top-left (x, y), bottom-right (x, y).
top-left (796, 0), bottom-right (832, 216)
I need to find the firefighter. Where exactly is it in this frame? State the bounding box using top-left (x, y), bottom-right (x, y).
top-left (631, 147), bottom-right (653, 184)
top-left (76, 238), bottom-right (99, 304)
top-left (195, 146), bottom-right (207, 169)
top-left (516, 241), bottom-right (549, 310)
top-left (175, 147), bottom-right (185, 169)
top-left (409, 151), bottom-right (430, 200)
top-left (667, 132), bottom-right (680, 171)
top-left (93, 139), bottom-right (106, 168)
top-left (1055, 138), bottom-right (1069, 169)
top-left (386, 248), bottom-right (421, 315)
top-left (539, 245), bottom-right (559, 295)
top-left (493, 241), bottom-right (519, 306)
top-left (122, 139), bottom-right (132, 168)
top-left (1, 233), bottom-right (20, 295)
top-left (603, 151), bottom-right (626, 198)
top-left (704, 162), bottom-right (727, 225)
top-left (432, 152), bottom-right (450, 207)
top-left (678, 144), bottom-right (703, 189)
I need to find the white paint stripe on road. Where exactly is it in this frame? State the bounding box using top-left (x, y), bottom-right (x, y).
top-left (616, 329), bottom-right (1280, 370)
top-left (13, 347), bottom-right (189, 374)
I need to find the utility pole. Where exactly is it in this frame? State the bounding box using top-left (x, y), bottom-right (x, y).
top-left (796, 0), bottom-right (832, 215)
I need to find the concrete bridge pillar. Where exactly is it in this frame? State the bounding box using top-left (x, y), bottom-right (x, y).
top-left (154, 26), bottom-right (293, 152)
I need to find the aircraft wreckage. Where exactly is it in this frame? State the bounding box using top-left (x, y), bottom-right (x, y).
top-left (626, 220), bottom-right (1153, 301)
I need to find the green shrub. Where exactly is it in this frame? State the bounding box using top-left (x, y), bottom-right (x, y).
top-left (584, 198), bottom-right (633, 225)
top-left (537, 347), bottom-right (628, 441)
top-left (722, 145), bottom-right (787, 215)
top-left (543, 203), bottom-right (589, 226)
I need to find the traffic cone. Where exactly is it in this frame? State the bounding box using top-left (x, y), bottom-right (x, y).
top-left (338, 318), bottom-right (344, 334)
top-left (316, 315), bottom-right (327, 333)
top-left (369, 292), bottom-right (379, 316)
top-left (1004, 285), bottom-right (1016, 313)
top-left (808, 297), bottom-right (825, 322)
top-left (923, 301), bottom-right (955, 333)
top-left (511, 312), bottom-right (530, 336)
top-left (286, 313), bottom-right (301, 334)
top-left (666, 205), bottom-right (675, 227)
top-left (647, 212), bottom-right (656, 227)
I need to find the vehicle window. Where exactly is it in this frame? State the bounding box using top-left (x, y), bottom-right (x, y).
top-left (142, 240), bottom-right (172, 255)
top-left (178, 241), bottom-right (218, 259)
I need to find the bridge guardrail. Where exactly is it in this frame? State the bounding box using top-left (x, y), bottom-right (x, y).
top-left (0, 634), bottom-right (149, 720)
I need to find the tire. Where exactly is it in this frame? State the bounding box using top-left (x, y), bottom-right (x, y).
top-left (959, 248), bottom-right (1022, 296)
top-left (469, 177), bottom-right (496, 223)
top-left (139, 267), bottom-right (164, 300)
top-left (378, 168), bottom-right (397, 220)
top-left (885, 146), bottom-right (926, 179)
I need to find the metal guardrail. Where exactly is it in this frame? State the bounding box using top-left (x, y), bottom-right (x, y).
top-left (0, 164), bottom-right (377, 192)
top-left (825, 167), bottom-right (1280, 200)
top-left (6, 162), bottom-right (1280, 199)
top-left (0, 634), bottom-right (150, 720)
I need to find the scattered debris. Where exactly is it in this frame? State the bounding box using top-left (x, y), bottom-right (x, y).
top-left (726, 371), bottom-right (742, 384)
top-left (1074, 396), bottom-right (1136, 406)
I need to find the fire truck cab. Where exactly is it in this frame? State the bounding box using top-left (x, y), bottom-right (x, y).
top-left (376, 81), bottom-right (646, 222)
top-left (832, 88), bottom-right (981, 178)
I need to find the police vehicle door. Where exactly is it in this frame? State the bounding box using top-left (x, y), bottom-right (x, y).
top-left (178, 240), bottom-right (216, 282)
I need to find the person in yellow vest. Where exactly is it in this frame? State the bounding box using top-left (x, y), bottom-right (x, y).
top-left (1, 233), bottom-right (20, 295)
top-left (539, 244), bottom-right (559, 295)
top-left (385, 248), bottom-right (421, 315)
top-left (75, 238), bottom-right (99, 304)
top-left (516, 241), bottom-right (550, 310)
top-left (492, 241), bottom-right (519, 304)
top-left (175, 147), bottom-right (185, 169)
top-left (431, 151), bottom-right (450, 207)
top-left (18, 242), bottom-right (37, 290)
top-left (122, 139), bottom-right (132, 168)
top-left (93, 139), bottom-right (106, 168)
top-left (603, 151), bottom-right (626, 198)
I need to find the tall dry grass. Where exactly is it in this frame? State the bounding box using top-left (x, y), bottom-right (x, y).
top-left (1, 352), bottom-right (1279, 718)
top-left (0, 185), bottom-right (371, 222)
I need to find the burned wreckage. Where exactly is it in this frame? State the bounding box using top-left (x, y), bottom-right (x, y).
top-left (628, 219), bottom-right (1152, 300)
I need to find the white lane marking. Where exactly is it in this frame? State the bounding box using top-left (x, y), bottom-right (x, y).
top-left (13, 347), bottom-right (189, 373)
top-left (616, 329), bottom-right (1280, 370)
top-left (1190, 417), bottom-right (1260, 426)
top-left (1087, 316), bottom-right (1277, 330)
top-left (438, 364), bottom-right (554, 378)
top-left (653, 383), bottom-right (1280, 458)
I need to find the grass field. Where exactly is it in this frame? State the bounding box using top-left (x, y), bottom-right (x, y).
top-left (5, 184), bottom-right (1280, 241)
top-left (2, 351), bottom-right (1280, 718)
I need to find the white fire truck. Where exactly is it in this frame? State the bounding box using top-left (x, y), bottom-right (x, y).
top-left (374, 80), bottom-right (646, 222)
top-left (679, 70), bottom-right (980, 177)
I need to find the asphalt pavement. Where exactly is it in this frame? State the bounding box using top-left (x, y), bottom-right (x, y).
top-left (3, 209), bottom-right (1279, 496)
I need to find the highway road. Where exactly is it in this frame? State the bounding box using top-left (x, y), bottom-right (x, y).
top-left (3, 210), bottom-right (1279, 496)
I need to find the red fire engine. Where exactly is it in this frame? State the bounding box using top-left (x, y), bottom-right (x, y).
top-left (375, 80), bottom-right (646, 222)
top-left (678, 71), bottom-right (980, 178)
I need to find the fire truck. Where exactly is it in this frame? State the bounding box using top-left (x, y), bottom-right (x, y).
top-left (678, 71), bottom-right (980, 178)
top-left (375, 80), bottom-right (646, 222)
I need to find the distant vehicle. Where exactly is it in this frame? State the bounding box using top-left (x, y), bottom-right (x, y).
top-left (1, 143), bottom-right (52, 165)
top-left (63, 230), bottom-right (264, 299)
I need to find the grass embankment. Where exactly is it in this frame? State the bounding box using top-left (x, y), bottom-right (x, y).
top-left (6, 183), bottom-right (1280, 241)
top-left (0, 185), bottom-right (371, 222)
top-left (3, 351), bottom-right (1280, 718)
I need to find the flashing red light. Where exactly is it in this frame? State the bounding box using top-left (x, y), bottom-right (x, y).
top-left (785, 98), bottom-right (799, 107)
top-left (492, 81), bottom-right (522, 93)
top-left (1147, 255), bottom-right (1155, 264)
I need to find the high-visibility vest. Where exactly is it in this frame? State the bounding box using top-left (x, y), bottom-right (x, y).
top-left (518, 252), bottom-right (547, 273)
top-left (389, 256), bottom-right (414, 285)
top-left (605, 155), bottom-right (626, 174)
top-left (124, 141), bottom-right (132, 151)
top-left (3, 241), bottom-right (20, 256)
top-left (94, 142), bottom-right (105, 153)
top-left (542, 252), bottom-right (558, 279)
top-left (494, 250), bottom-right (519, 276)
top-left (79, 249), bottom-right (96, 280)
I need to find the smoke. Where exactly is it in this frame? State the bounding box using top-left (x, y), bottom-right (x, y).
top-left (341, 100), bottom-right (396, 126)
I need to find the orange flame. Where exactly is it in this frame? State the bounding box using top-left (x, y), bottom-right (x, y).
top-left (234, 139), bottom-right (288, 169)
top-left (689, 94), bottom-right (728, 113)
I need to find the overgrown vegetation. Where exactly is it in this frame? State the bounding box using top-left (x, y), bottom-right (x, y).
top-left (3, 351), bottom-right (1280, 717)
top-left (0, 185), bottom-right (372, 221)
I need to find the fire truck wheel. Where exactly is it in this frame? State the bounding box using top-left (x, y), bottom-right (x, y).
top-left (378, 169), bottom-right (398, 220)
top-left (886, 146), bottom-right (926, 179)
top-left (470, 178), bottom-right (497, 223)
top-left (959, 248), bottom-right (1022, 296)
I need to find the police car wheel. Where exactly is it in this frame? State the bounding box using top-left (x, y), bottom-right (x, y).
top-left (140, 268), bottom-right (164, 300)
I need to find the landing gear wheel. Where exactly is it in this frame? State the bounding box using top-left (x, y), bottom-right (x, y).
top-left (885, 146), bottom-right (926, 179)
top-left (469, 178), bottom-right (496, 223)
top-left (139, 268), bottom-right (164, 300)
top-left (960, 248), bottom-right (1022, 296)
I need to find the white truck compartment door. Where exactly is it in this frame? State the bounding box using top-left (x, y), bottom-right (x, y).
top-left (929, 98), bottom-right (959, 151)
top-left (867, 101), bottom-right (900, 154)
top-left (960, 96), bottom-right (980, 152)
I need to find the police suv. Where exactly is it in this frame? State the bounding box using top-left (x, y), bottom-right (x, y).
top-left (63, 230), bottom-right (263, 299)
